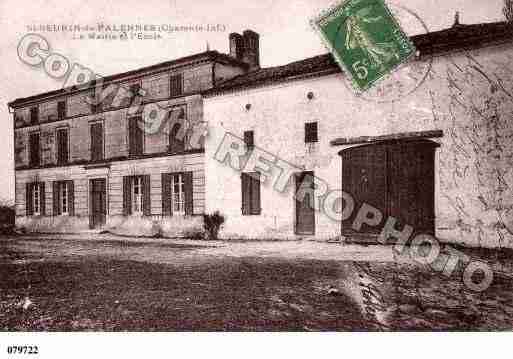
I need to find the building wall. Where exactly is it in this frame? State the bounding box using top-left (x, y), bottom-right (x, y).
top-left (15, 153), bottom-right (205, 236)
top-left (14, 94), bottom-right (204, 169)
top-left (204, 43), bottom-right (513, 247)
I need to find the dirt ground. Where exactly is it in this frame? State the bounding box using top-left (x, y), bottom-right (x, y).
top-left (1, 234), bottom-right (513, 331)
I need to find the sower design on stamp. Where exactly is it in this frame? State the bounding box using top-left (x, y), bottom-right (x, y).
top-left (313, 0), bottom-right (416, 92)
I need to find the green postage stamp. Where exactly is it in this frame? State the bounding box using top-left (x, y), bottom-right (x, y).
top-left (312, 0), bottom-right (416, 92)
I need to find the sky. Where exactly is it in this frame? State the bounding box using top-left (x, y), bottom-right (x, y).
top-left (0, 0), bottom-right (505, 205)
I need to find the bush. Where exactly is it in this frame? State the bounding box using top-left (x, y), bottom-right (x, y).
top-left (203, 211), bottom-right (225, 240)
top-left (0, 205), bottom-right (15, 234)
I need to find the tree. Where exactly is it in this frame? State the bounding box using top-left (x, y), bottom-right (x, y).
top-left (504, 0), bottom-right (513, 22)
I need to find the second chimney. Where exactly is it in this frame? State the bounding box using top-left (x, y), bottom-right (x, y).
top-left (229, 30), bottom-right (260, 71)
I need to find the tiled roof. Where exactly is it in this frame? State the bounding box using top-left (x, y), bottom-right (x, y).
top-left (8, 50), bottom-right (248, 108)
top-left (206, 21), bottom-right (513, 95)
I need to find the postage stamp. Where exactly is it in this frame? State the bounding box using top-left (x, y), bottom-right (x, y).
top-left (312, 0), bottom-right (417, 92)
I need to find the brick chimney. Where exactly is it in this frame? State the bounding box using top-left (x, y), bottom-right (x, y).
top-left (229, 30), bottom-right (260, 71)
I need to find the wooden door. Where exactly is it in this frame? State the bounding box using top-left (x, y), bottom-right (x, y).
top-left (295, 171), bottom-right (315, 235)
top-left (89, 178), bottom-right (106, 229)
top-left (340, 140), bottom-right (438, 237)
top-left (341, 143), bottom-right (388, 235)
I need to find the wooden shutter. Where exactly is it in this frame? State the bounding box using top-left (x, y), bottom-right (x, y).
top-left (29, 133), bottom-right (40, 167)
top-left (40, 182), bottom-right (46, 216)
top-left (30, 106), bottom-right (38, 125)
top-left (250, 172), bottom-right (261, 215)
top-left (305, 122), bottom-right (318, 143)
top-left (241, 173), bottom-right (251, 215)
top-left (170, 74), bottom-right (183, 97)
top-left (123, 176), bottom-right (132, 216)
top-left (53, 181), bottom-right (61, 215)
top-left (169, 120), bottom-right (185, 153)
top-left (67, 180), bottom-right (75, 216)
top-left (184, 172), bottom-right (193, 216)
top-left (142, 175), bottom-right (151, 216)
top-left (90, 122), bottom-right (104, 161)
top-left (129, 117), bottom-right (143, 156)
top-left (57, 128), bottom-right (68, 164)
top-left (58, 101), bottom-right (66, 119)
top-left (26, 183), bottom-right (33, 216)
top-left (244, 131), bottom-right (254, 149)
top-left (161, 173), bottom-right (173, 216)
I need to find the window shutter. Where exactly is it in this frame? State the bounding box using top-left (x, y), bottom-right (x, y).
top-left (142, 175), bottom-right (151, 216)
top-left (30, 107), bottom-right (38, 125)
top-left (30, 133), bottom-right (40, 167)
top-left (123, 176), bottom-right (132, 216)
top-left (250, 172), bottom-right (261, 215)
top-left (91, 122), bottom-right (104, 161)
top-left (53, 181), bottom-right (61, 215)
top-left (170, 74), bottom-right (183, 97)
top-left (58, 101), bottom-right (66, 119)
top-left (129, 117), bottom-right (143, 156)
top-left (26, 183), bottom-right (33, 216)
top-left (161, 173), bottom-right (173, 216)
top-left (40, 182), bottom-right (46, 216)
top-left (68, 180), bottom-right (75, 216)
top-left (169, 120), bottom-right (185, 154)
top-left (305, 122), bottom-right (318, 143)
top-left (241, 173), bottom-right (251, 215)
top-left (184, 172), bottom-right (194, 216)
top-left (57, 129), bottom-right (68, 164)
top-left (244, 131), bottom-right (254, 149)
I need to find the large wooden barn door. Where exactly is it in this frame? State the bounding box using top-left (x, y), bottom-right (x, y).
top-left (340, 140), bottom-right (438, 237)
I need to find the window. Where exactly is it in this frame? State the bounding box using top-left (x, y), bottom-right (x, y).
top-left (172, 174), bottom-right (185, 215)
top-left (30, 106), bottom-right (39, 125)
top-left (29, 132), bottom-right (40, 167)
top-left (305, 122), bottom-right (318, 143)
top-left (244, 131), bottom-right (254, 150)
top-left (170, 74), bottom-right (183, 97)
top-left (123, 175), bottom-right (151, 216)
top-left (162, 172), bottom-right (193, 216)
top-left (56, 128), bottom-right (69, 164)
top-left (26, 182), bottom-right (45, 216)
top-left (168, 107), bottom-right (186, 154)
top-left (241, 172), bottom-right (261, 215)
top-left (90, 122), bottom-right (104, 161)
top-left (132, 176), bottom-right (143, 215)
top-left (53, 180), bottom-right (74, 216)
top-left (57, 101), bottom-right (66, 119)
top-left (128, 116), bottom-right (143, 156)
top-left (33, 183), bottom-right (41, 215)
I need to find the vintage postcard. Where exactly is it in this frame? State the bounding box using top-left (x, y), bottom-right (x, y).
top-left (0, 0), bottom-right (513, 358)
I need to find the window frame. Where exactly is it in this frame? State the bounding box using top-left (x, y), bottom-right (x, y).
top-left (29, 131), bottom-right (41, 167)
top-left (171, 173), bottom-right (186, 216)
top-left (131, 176), bottom-right (143, 215)
top-left (305, 122), bottom-right (318, 143)
top-left (60, 182), bottom-right (69, 216)
top-left (57, 100), bottom-right (66, 120)
top-left (168, 106), bottom-right (187, 154)
top-left (32, 183), bottom-right (41, 216)
top-left (30, 106), bottom-right (39, 125)
top-left (89, 120), bottom-right (105, 161)
top-left (169, 73), bottom-right (184, 97)
top-left (128, 116), bottom-right (144, 156)
top-left (241, 172), bottom-right (261, 216)
top-left (55, 126), bottom-right (69, 165)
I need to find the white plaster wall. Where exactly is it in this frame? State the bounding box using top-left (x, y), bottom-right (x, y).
top-left (204, 43), bottom-right (513, 247)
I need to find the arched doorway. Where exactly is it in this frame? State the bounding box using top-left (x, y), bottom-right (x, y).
top-left (338, 139), bottom-right (439, 238)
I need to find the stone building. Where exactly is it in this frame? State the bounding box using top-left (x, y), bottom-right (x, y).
top-left (9, 21), bottom-right (513, 248)
top-left (8, 30), bottom-right (259, 236)
top-left (203, 21), bottom-right (513, 247)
